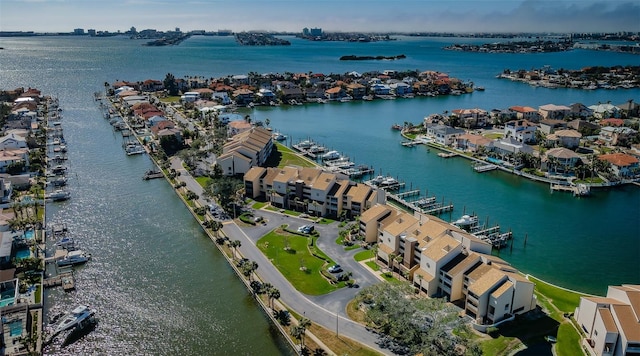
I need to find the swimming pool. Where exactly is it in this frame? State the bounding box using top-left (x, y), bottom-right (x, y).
top-left (8, 320), bottom-right (22, 337)
top-left (24, 230), bottom-right (34, 240)
top-left (485, 157), bottom-right (503, 165)
top-left (15, 248), bottom-right (30, 260)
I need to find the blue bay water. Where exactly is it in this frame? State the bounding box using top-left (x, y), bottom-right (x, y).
top-left (0, 34), bottom-right (639, 353)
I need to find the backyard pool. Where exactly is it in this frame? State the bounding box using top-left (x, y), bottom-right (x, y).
top-left (15, 248), bottom-right (30, 260)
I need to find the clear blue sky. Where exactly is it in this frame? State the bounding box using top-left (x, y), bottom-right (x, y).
top-left (1, 0), bottom-right (639, 33)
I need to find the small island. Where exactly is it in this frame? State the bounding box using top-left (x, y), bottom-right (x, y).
top-left (339, 54), bottom-right (406, 61)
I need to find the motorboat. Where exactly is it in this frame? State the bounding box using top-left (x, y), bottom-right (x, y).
top-left (272, 132), bottom-right (287, 141)
top-left (56, 237), bottom-right (76, 250)
top-left (125, 142), bottom-right (145, 156)
top-left (322, 150), bottom-right (341, 161)
top-left (56, 250), bottom-right (91, 267)
top-left (48, 177), bottom-right (68, 187)
top-left (143, 169), bottom-right (164, 180)
top-left (45, 190), bottom-right (71, 201)
top-left (53, 305), bottom-right (96, 335)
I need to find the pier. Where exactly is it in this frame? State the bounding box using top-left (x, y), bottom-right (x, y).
top-left (386, 190), bottom-right (453, 216)
top-left (550, 183), bottom-right (590, 196)
top-left (453, 214), bottom-right (513, 249)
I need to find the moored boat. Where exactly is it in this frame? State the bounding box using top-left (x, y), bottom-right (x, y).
top-left (56, 250), bottom-right (91, 267)
top-left (52, 305), bottom-right (96, 335)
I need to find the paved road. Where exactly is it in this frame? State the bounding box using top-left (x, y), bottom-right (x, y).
top-left (166, 159), bottom-right (389, 354)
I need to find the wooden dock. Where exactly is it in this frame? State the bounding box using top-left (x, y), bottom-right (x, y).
top-left (550, 183), bottom-right (590, 196)
top-left (43, 272), bottom-right (74, 291)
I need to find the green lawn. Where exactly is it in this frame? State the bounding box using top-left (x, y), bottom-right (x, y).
top-left (264, 143), bottom-right (318, 168)
top-left (159, 96), bottom-right (181, 103)
top-left (483, 133), bottom-right (503, 139)
top-left (365, 261), bottom-right (380, 271)
top-left (556, 322), bottom-right (583, 356)
top-left (195, 176), bottom-right (212, 187)
top-left (252, 201), bottom-right (267, 209)
top-left (354, 249), bottom-right (375, 262)
top-left (530, 276), bottom-right (585, 313)
top-left (257, 229), bottom-right (339, 295)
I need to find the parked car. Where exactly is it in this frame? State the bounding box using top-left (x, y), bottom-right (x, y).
top-left (328, 265), bottom-right (342, 273)
top-left (299, 213), bottom-right (309, 218)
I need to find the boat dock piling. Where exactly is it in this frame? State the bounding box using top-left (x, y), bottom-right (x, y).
top-left (550, 183), bottom-right (590, 196)
top-left (387, 191), bottom-right (453, 216)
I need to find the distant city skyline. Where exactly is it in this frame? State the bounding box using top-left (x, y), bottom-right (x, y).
top-left (1, 0), bottom-right (639, 34)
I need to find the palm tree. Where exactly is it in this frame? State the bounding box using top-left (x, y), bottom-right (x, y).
top-left (298, 317), bottom-right (311, 348)
top-left (230, 240), bottom-right (241, 259)
top-left (394, 255), bottom-right (404, 278)
top-left (388, 253), bottom-right (396, 275)
top-left (267, 287), bottom-right (280, 309)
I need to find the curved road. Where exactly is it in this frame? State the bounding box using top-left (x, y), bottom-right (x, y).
top-left (169, 157), bottom-right (390, 354)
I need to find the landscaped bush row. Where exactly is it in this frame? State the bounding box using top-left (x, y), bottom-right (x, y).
top-left (239, 213), bottom-right (256, 225)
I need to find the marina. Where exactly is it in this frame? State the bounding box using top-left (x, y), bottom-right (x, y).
top-left (2, 33), bottom-right (639, 355)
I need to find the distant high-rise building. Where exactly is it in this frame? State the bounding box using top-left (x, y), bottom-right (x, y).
top-left (310, 28), bottom-right (322, 37)
top-left (303, 27), bottom-right (309, 36)
top-left (73, 28), bottom-right (85, 35)
top-left (87, 29), bottom-right (96, 36)
top-left (175, 27), bottom-right (180, 33)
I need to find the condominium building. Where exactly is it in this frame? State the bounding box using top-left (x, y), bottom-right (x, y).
top-left (575, 284), bottom-right (640, 356)
top-left (243, 165), bottom-right (384, 219)
top-left (217, 127), bottom-right (273, 176)
top-left (363, 205), bottom-right (536, 326)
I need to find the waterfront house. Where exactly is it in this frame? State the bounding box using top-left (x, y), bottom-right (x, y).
top-left (539, 119), bottom-right (568, 135)
top-left (509, 106), bottom-right (540, 122)
top-left (598, 153), bottom-right (639, 178)
top-left (543, 148), bottom-right (580, 174)
top-left (305, 87), bottom-right (326, 100)
top-left (567, 119), bottom-right (600, 135)
top-left (280, 86), bottom-right (304, 102)
top-left (504, 120), bottom-right (537, 143)
top-left (256, 88), bottom-right (276, 104)
top-left (426, 124), bottom-right (466, 146)
top-left (0, 149), bottom-right (29, 174)
top-left (141, 79), bottom-right (164, 92)
top-left (0, 133), bottom-right (27, 150)
top-left (210, 91), bottom-right (231, 105)
top-left (147, 115), bottom-right (168, 128)
top-left (370, 83), bottom-right (391, 96)
top-left (389, 82), bottom-right (412, 96)
top-left (346, 83), bottom-right (366, 100)
top-left (599, 126), bottom-right (637, 146)
top-left (490, 137), bottom-right (534, 157)
top-left (218, 127), bottom-right (273, 176)
top-left (589, 103), bottom-right (621, 119)
top-left (232, 89), bottom-right (254, 106)
top-left (325, 86), bottom-right (345, 101)
top-left (599, 118), bottom-right (625, 128)
top-left (569, 103), bottom-right (594, 118)
top-left (538, 104), bottom-right (571, 120)
top-left (452, 108), bottom-right (488, 128)
top-left (548, 129), bottom-right (582, 149)
top-left (616, 99), bottom-right (639, 117)
top-left (574, 284), bottom-right (640, 356)
top-left (150, 120), bottom-right (175, 135)
top-left (490, 109), bottom-right (517, 125)
top-left (456, 134), bottom-right (493, 152)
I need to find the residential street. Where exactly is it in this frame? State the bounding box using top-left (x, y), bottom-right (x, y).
top-left (168, 156), bottom-right (389, 354)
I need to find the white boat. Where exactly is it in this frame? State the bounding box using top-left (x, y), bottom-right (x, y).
top-left (46, 190), bottom-right (71, 201)
top-left (53, 305), bottom-right (96, 335)
top-left (380, 177), bottom-right (399, 186)
top-left (272, 132), bottom-right (287, 141)
top-left (125, 143), bottom-right (145, 156)
top-left (56, 237), bottom-right (76, 250)
top-left (322, 150), bottom-right (341, 161)
top-left (56, 250), bottom-right (91, 267)
top-left (453, 214), bottom-right (479, 227)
